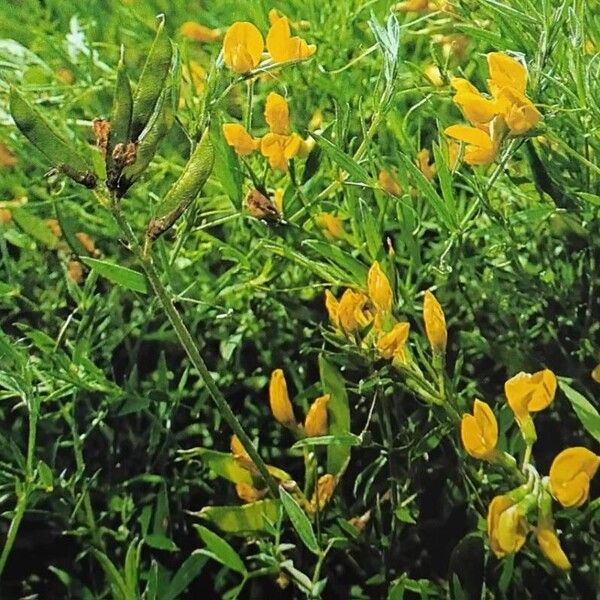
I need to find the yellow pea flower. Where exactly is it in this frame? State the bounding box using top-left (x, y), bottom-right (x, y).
top-left (222, 123), bottom-right (260, 156)
top-left (367, 261), bottom-right (393, 314)
top-left (235, 482), bottom-right (268, 503)
top-left (591, 363), bottom-right (600, 383)
top-left (269, 369), bottom-right (297, 429)
top-left (424, 65), bottom-right (444, 87)
top-left (423, 290), bottom-right (447, 353)
top-left (273, 188), bottom-right (284, 214)
top-left (324, 290), bottom-right (340, 328)
top-left (444, 124), bottom-right (497, 166)
top-left (264, 92), bottom-right (290, 135)
top-left (304, 394), bottom-right (329, 437)
top-left (417, 148), bottom-right (435, 181)
top-left (378, 168), bottom-right (402, 196)
top-left (266, 16), bottom-right (316, 63)
top-left (549, 447), bottom-right (600, 508)
top-left (536, 523), bottom-right (571, 570)
top-left (180, 21), bottom-right (221, 42)
top-left (377, 322), bottom-right (410, 361)
top-left (260, 132), bottom-right (302, 171)
top-left (487, 494), bottom-right (529, 558)
top-left (311, 474), bottom-right (337, 511)
top-left (230, 434), bottom-right (255, 473)
top-left (316, 212), bottom-right (344, 240)
top-left (487, 52), bottom-right (528, 97)
top-left (394, 0), bottom-right (430, 12)
top-left (450, 77), bottom-right (499, 125)
top-left (504, 369), bottom-right (556, 431)
top-left (223, 22), bottom-right (264, 73)
top-left (338, 289), bottom-right (374, 332)
top-left (495, 86), bottom-right (540, 135)
top-left (460, 399), bottom-right (498, 460)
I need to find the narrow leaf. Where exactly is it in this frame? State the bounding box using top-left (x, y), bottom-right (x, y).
top-left (81, 257), bottom-right (148, 294)
top-left (195, 525), bottom-right (247, 574)
top-left (279, 487), bottom-right (320, 555)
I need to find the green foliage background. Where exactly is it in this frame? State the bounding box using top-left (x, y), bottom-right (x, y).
top-left (0, 0), bottom-right (599, 598)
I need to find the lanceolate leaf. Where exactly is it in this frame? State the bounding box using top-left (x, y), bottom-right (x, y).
top-left (559, 379), bottom-right (600, 443)
top-left (195, 500), bottom-right (281, 534)
top-left (195, 525), bottom-right (247, 574)
top-left (81, 257), bottom-right (148, 294)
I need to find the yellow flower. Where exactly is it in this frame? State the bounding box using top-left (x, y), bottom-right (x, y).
top-left (264, 92), bottom-right (290, 135)
top-left (487, 495), bottom-right (529, 558)
top-left (504, 369), bottom-right (556, 429)
top-left (260, 132), bottom-right (302, 171)
top-left (269, 369), bottom-right (297, 429)
top-left (325, 290), bottom-right (340, 328)
top-left (423, 290), bottom-right (447, 353)
top-left (180, 21), bottom-right (221, 42)
top-left (424, 64), bottom-right (444, 87)
top-left (447, 140), bottom-right (460, 169)
top-left (460, 399), bottom-right (498, 460)
top-left (266, 15), bottom-right (316, 63)
top-left (338, 289), bottom-right (373, 332)
top-left (223, 22), bottom-right (264, 73)
top-left (444, 124), bottom-right (497, 166)
top-left (230, 434), bottom-right (255, 473)
top-left (304, 394), bottom-right (329, 437)
top-left (273, 188), bottom-right (284, 214)
top-left (311, 474), bottom-right (337, 511)
top-left (536, 523), bottom-right (571, 570)
top-left (377, 322), bottom-right (410, 361)
top-left (316, 212), bottom-right (344, 240)
top-left (378, 168), bottom-right (402, 196)
top-left (495, 86), bottom-right (541, 135)
top-left (549, 447), bottom-right (600, 508)
top-left (417, 148), bottom-right (435, 181)
top-left (235, 482), bottom-right (268, 503)
top-left (367, 261), bottom-right (393, 314)
top-left (0, 209), bottom-right (12, 224)
top-left (591, 362), bottom-right (600, 383)
top-left (450, 77), bottom-right (499, 125)
top-left (487, 52), bottom-right (528, 98)
top-left (223, 123), bottom-right (260, 156)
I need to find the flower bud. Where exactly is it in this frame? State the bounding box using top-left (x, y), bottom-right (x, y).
top-left (549, 446), bottom-right (600, 508)
top-left (367, 261), bottom-right (393, 314)
top-left (423, 290), bottom-right (447, 353)
top-left (269, 369), bottom-right (297, 429)
top-left (304, 394), bottom-right (329, 437)
top-left (460, 399), bottom-right (498, 460)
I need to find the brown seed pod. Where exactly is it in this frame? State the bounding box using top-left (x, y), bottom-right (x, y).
top-left (245, 188), bottom-right (280, 222)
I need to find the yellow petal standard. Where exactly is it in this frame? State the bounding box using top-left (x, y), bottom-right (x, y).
top-left (377, 322), bottom-right (410, 360)
top-left (423, 290), bottom-right (447, 352)
top-left (264, 92), bottom-right (290, 135)
top-left (223, 21), bottom-right (264, 73)
top-left (367, 261), bottom-right (393, 314)
top-left (487, 52), bottom-right (528, 97)
top-left (487, 495), bottom-right (528, 558)
top-left (504, 369), bottom-right (556, 427)
top-left (222, 123), bottom-right (259, 156)
top-left (269, 369), bottom-right (297, 429)
top-left (495, 86), bottom-right (540, 135)
top-left (266, 16), bottom-right (316, 63)
top-left (549, 447), bottom-right (600, 508)
top-left (311, 474), bottom-right (337, 511)
top-left (460, 399), bottom-right (498, 460)
top-left (444, 125), bottom-right (496, 166)
top-left (536, 525), bottom-right (571, 570)
top-left (180, 21), bottom-right (221, 42)
top-left (304, 394), bottom-right (329, 437)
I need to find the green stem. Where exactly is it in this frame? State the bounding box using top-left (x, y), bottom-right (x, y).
top-left (110, 201), bottom-right (279, 497)
top-left (0, 396), bottom-right (38, 580)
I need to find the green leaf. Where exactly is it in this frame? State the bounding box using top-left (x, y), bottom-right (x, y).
top-left (291, 434), bottom-right (362, 450)
top-left (279, 487), bottom-right (320, 555)
top-left (196, 500), bottom-right (281, 534)
top-left (164, 552), bottom-right (208, 600)
top-left (11, 208), bottom-right (59, 249)
top-left (314, 133), bottom-right (372, 186)
top-left (124, 539), bottom-right (141, 596)
top-left (559, 380), bottom-right (600, 443)
top-left (195, 525), bottom-right (247, 574)
top-left (319, 355), bottom-right (351, 474)
top-left (145, 533), bottom-right (179, 552)
top-left (92, 550), bottom-right (128, 600)
top-left (196, 449), bottom-right (253, 485)
top-left (81, 257), bottom-right (148, 294)
top-left (54, 203), bottom-right (92, 256)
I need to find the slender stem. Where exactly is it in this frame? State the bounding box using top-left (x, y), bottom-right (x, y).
top-left (110, 201), bottom-right (279, 496)
top-left (244, 79), bottom-right (254, 132)
top-left (522, 443), bottom-right (533, 472)
top-left (0, 395), bottom-right (38, 580)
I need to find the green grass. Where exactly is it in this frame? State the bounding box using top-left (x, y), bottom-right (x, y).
top-left (0, 0), bottom-right (599, 597)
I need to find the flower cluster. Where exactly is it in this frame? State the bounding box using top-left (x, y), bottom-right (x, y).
top-left (460, 371), bottom-right (600, 569)
top-left (223, 92), bottom-right (311, 172)
top-left (222, 12), bottom-right (315, 74)
top-left (445, 52), bottom-right (540, 165)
